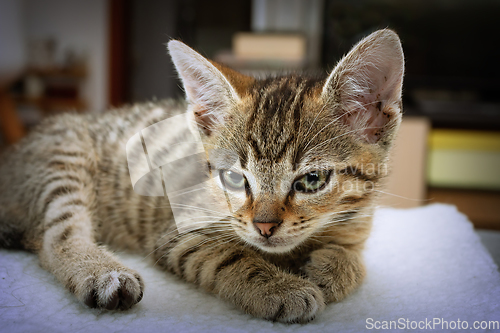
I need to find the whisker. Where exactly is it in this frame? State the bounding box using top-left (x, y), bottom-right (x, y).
top-left (168, 203), bottom-right (231, 216)
top-left (301, 103), bottom-right (328, 141)
top-left (373, 190), bottom-right (431, 202)
top-left (167, 187), bottom-right (208, 198)
top-left (144, 222), bottom-right (235, 259)
top-left (152, 230), bottom-right (239, 267)
top-left (303, 104), bottom-right (367, 151)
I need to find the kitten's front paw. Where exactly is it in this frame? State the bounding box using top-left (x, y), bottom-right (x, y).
top-left (76, 269), bottom-right (144, 310)
top-left (301, 247), bottom-right (365, 303)
top-left (246, 277), bottom-right (325, 323)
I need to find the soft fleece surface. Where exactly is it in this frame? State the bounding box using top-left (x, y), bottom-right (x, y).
top-left (1, 204), bottom-right (499, 333)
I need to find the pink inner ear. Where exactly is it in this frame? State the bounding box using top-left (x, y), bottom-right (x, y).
top-left (340, 66), bottom-right (403, 144)
top-left (342, 100), bottom-right (395, 144)
top-left (192, 104), bottom-right (222, 136)
top-left (192, 103), bottom-right (234, 136)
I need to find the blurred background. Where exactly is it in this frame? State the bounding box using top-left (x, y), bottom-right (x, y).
top-left (0, 0), bottom-right (499, 231)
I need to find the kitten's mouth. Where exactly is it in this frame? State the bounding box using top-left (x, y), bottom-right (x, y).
top-left (233, 227), bottom-right (304, 253)
top-left (251, 236), bottom-right (300, 254)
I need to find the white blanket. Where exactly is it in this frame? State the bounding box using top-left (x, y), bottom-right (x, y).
top-left (1, 204), bottom-right (499, 332)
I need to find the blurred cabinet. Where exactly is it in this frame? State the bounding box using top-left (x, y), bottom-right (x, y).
top-left (0, 66), bottom-right (87, 145)
top-left (0, 74), bottom-right (26, 144)
top-left (378, 118), bottom-right (500, 229)
top-left (14, 66), bottom-right (87, 114)
top-left (426, 129), bottom-right (500, 229)
top-left (379, 117), bottom-right (430, 209)
top-left (428, 188), bottom-right (500, 230)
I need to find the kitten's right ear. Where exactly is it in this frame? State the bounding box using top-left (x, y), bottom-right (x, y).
top-left (168, 40), bottom-right (240, 136)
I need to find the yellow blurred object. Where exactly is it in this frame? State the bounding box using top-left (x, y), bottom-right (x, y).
top-left (427, 129), bottom-right (500, 190)
top-left (429, 130), bottom-right (500, 151)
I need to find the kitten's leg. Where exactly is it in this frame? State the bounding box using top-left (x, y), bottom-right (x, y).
top-left (301, 243), bottom-right (365, 303)
top-left (35, 167), bottom-right (144, 310)
top-left (155, 231), bottom-right (324, 323)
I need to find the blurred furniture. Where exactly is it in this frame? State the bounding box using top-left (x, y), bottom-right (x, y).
top-left (0, 73), bottom-right (26, 144)
top-left (215, 0), bottom-right (323, 73)
top-left (380, 118), bottom-right (500, 230)
top-left (251, 0), bottom-right (324, 69)
top-left (108, 0), bottom-right (131, 107)
top-left (426, 129), bottom-right (500, 230)
top-left (477, 229), bottom-right (500, 268)
top-left (378, 117), bottom-right (430, 209)
top-left (426, 130), bottom-right (500, 190)
top-left (15, 67), bottom-right (87, 114)
top-left (216, 33), bottom-right (308, 72)
top-left (428, 188), bottom-right (500, 230)
top-left (0, 65), bottom-right (87, 145)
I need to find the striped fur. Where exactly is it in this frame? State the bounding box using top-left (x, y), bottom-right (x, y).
top-left (0, 29), bottom-right (404, 322)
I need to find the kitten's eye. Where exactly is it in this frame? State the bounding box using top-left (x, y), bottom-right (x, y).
top-left (220, 170), bottom-right (246, 191)
top-left (293, 170), bottom-right (330, 193)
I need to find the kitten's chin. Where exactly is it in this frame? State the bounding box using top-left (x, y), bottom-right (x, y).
top-left (234, 229), bottom-right (307, 254)
top-left (249, 237), bottom-right (303, 254)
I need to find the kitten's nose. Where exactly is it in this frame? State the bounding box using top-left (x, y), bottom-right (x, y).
top-left (253, 221), bottom-right (280, 238)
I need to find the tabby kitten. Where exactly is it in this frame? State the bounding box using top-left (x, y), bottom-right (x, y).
top-left (0, 29), bottom-right (404, 323)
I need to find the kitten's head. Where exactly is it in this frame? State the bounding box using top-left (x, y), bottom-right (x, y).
top-left (168, 29), bottom-right (404, 253)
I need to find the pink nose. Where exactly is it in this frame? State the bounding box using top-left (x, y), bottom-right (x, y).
top-left (253, 222), bottom-right (280, 238)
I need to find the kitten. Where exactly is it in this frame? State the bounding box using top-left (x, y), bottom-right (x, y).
top-left (0, 29), bottom-right (404, 323)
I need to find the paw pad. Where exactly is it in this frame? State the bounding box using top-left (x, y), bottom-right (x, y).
top-left (80, 270), bottom-right (144, 310)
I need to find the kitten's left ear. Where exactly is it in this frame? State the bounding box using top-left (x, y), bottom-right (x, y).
top-left (168, 40), bottom-right (253, 136)
top-left (322, 29), bottom-right (404, 144)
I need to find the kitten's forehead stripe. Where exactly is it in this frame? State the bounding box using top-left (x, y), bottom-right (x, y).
top-left (246, 76), bottom-right (325, 162)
